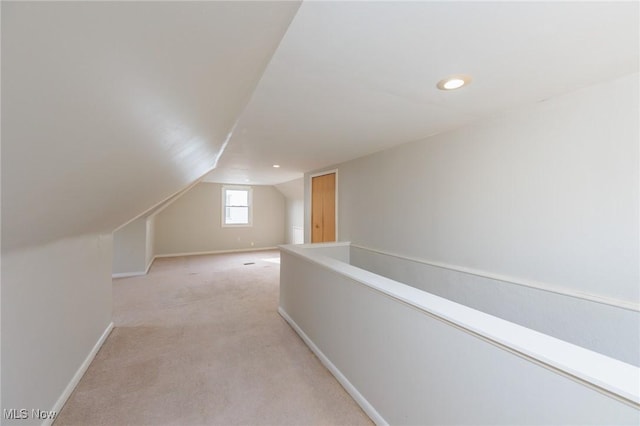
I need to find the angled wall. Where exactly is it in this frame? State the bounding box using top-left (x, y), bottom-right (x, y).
top-left (1, 1), bottom-right (300, 252)
top-left (1, 2), bottom-right (300, 423)
top-left (276, 178), bottom-right (304, 244)
top-left (2, 235), bottom-right (113, 425)
top-left (112, 216), bottom-right (150, 277)
top-left (146, 216), bottom-right (156, 270)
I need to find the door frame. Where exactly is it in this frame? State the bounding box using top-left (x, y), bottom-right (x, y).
top-left (309, 169), bottom-right (338, 243)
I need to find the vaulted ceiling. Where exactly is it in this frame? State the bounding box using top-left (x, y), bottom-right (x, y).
top-left (2, 1), bottom-right (638, 251)
top-left (205, 1), bottom-right (639, 185)
top-left (2, 1), bottom-right (300, 250)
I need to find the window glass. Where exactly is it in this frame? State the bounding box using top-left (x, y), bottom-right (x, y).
top-left (223, 187), bottom-right (252, 226)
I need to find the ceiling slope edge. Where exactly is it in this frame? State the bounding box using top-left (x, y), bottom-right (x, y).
top-left (1, 1), bottom-right (302, 252)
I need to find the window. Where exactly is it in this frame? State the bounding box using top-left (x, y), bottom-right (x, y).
top-left (222, 186), bottom-right (252, 227)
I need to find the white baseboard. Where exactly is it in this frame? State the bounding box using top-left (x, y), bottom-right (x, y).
top-left (278, 307), bottom-right (387, 426)
top-left (111, 256), bottom-right (156, 279)
top-left (112, 247), bottom-right (277, 278)
top-left (154, 246), bottom-right (278, 259)
top-left (45, 322), bottom-right (114, 426)
top-left (145, 256), bottom-right (155, 274)
top-left (112, 271), bottom-right (146, 279)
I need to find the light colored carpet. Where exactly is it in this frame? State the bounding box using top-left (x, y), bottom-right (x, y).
top-left (55, 250), bottom-right (373, 426)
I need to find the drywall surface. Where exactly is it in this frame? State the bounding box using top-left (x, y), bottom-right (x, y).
top-left (287, 198), bottom-right (304, 244)
top-left (1, 1), bottom-right (300, 251)
top-left (334, 73), bottom-right (639, 307)
top-left (112, 214), bottom-right (157, 276)
top-left (276, 178), bottom-right (304, 244)
top-left (154, 182), bottom-right (285, 255)
top-left (112, 216), bottom-right (147, 275)
top-left (1, 234), bottom-right (113, 425)
top-left (280, 247), bottom-right (640, 425)
top-left (286, 242), bottom-right (351, 264)
top-left (145, 215), bottom-right (155, 269)
top-left (351, 245), bottom-right (639, 365)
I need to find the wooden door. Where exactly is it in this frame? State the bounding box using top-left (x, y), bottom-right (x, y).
top-left (311, 172), bottom-right (336, 243)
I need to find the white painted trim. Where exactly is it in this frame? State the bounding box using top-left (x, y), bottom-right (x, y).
top-left (145, 255), bottom-right (155, 274)
top-left (309, 169), bottom-right (338, 179)
top-left (114, 178), bottom-right (201, 233)
top-left (280, 243), bottom-right (640, 407)
top-left (154, 246), bottom-right (278, 259)
top-left (278, 307), bottom-right (387, 426)
top-left (147, 184), bottom-right (194, 219)
top-left (113, 121), bottom-right (241, 233)
top-left (292, 226), bottom-right (304, 245)
top-left (114, 212), bottom-right (279, 280)
top-left (351, 244), bottom-right (640, 312)
top-left (45, 322), bottom-right (114, 426)
top-left (111, 254), bottom-right (156, 279)
top-left (309, 169), bottom-right (339, 242)
top-left (221, 185), bottom-right (254, 228)
top-left (282, 241), bottom-right (351, 250)
top-left (112, 271), bottom-right (146, 279)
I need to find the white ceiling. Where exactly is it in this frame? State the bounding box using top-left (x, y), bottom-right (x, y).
top-left (205, 1), bottom-right (639, 186)
top-left (3, 1), bottom-right (638, 250)
top-left (2, 1), bottom-right (300, 250)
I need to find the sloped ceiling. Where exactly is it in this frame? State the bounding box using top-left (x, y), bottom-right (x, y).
top-left (205, 1), bottom-right (639, 185)
top-left (275, 177), bottom-right (304, 201)
top-left (1, 1), bottom-right (301, 251)
top-left (3, 1), bottom-right (638, 250)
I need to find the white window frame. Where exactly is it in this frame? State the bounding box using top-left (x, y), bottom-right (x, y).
top-left (221, 185), bottom-right (253, 227)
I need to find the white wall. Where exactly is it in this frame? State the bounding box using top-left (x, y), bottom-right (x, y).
top-left (1, 3), bottom-right (301, 422)
top-left (289, 200), bottom-right (304, 244)
top-left (145, 215), bottom-right (155, 268)
top-left (280, 246), bottom-right (640, 425)
top-left (112, 216), bottom-right (147, 275)
top-left (112, 215), bottom-right (157, 276)
top-left (154, 182), bottom-right (285, 255)
top-left (323, 73), bottom-right (638, 307)
top-left (350, 245), bottom-right (639, 365)
top-left (1, 1), bottom-right (300, 252)
top-left (276, 178), bottom-right (304, 244)
top-left (1, 234), bottom-right (113, 425)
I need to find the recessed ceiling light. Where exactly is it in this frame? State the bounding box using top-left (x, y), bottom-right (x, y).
top-left (437, 75), bottom-right (472, 91)
top-left (272, 164), bottom-right (280, 168)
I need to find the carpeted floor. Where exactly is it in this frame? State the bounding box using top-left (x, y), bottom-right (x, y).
top-left (55, 250), bottom-right (372, 426)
